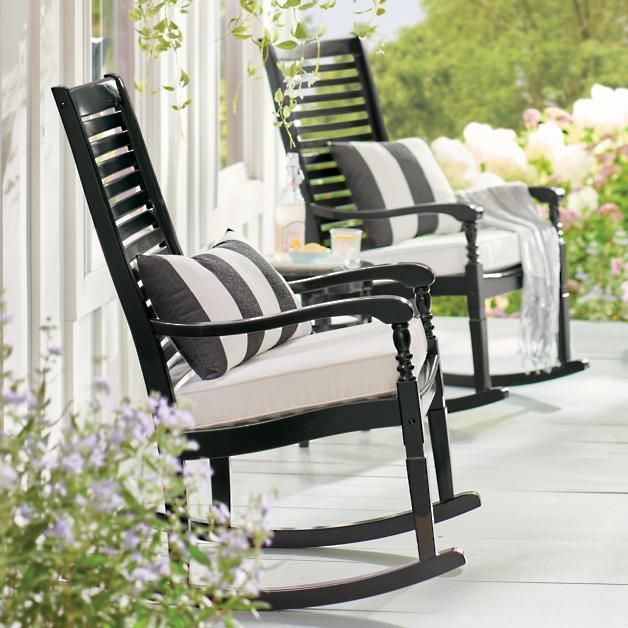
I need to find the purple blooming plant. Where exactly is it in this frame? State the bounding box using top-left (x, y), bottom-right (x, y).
top-left (0, 304), bottom-right (272, 627)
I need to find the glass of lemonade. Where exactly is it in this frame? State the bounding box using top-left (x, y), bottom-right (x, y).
top-left (330, 228), bottom-right (363, 268)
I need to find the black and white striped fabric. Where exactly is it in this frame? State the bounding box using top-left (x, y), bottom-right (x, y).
top-left (137, 231), bottom-right (311, 380)
top-left (329, 138), bottom-right (461, 248)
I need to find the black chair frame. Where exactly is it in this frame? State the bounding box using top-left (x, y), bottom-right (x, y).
top-left (53, 74), bottom-right (480, 610)
top-left (265, 36), bottom-right (588, 413)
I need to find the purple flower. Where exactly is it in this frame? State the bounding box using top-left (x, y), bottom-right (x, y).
top-left (48, 516), bottom-right (75, 547)
top-left (49, 345), bottom-right (63, 356)
top-left (93, 375), bottom-right (112, 395)
top-left (91, 479), bottom-right (124, 511)
top-left (129, 558), bottom-right (169, 586)
top-left (123, 530), bottom-right (140, 551)
top-left (2, 389), bottom-right (28, 405)
top-left (161, 453), bottom-right (182, 474)
top-left (124, 523), bottom-right (152, 550)
top-left (211, 502), bottom-right (231, 526)
top-left (80, 435), bottom-right (98, 450)
top-left (110, 424), bottom-right (127, 446)
top-left (62, 452), bottom-right (84, 474)
top-left (129, 566), bottom-right (157, 584)
top-left (88, 447), bottom-right (105, 469)
top-left (217, 529), bottom-right (249, 555)
top-left (14, 504), bottom-right (33, 528)
top-left (130, 411), bottom-right (154, 441)
top-left (149, 397), bottom-right (194, 429)
top-left (51, 482), bottom-right (68, 497)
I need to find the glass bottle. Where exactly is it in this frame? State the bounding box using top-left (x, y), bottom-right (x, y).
top-left (275, 152), bottom-right (306, 253)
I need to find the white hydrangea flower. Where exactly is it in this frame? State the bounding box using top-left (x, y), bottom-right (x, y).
top-left (552, 143), bottom-right (596, 186)
top-left (462, 122), bottom-right (495, 163)
top-left (566, 186), bottom-right (599, 215)
top-left (486, 143), bottom-right (529, 181)
top-left (525, 121), bottom-right (565, 162)
top-left (463, 122), bottom-right (529, 181)
top-left (431, 136), bottom-right (478, 189)
top-left (572, 84), bottom-right (628, 135)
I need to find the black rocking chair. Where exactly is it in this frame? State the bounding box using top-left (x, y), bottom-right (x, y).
top-left (265, 36), bottom-right (588, 413)
top-left (53, 74), bottom-right (480, 610)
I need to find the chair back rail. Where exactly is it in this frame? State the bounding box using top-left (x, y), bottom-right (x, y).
top-left (52, 75), bottom-right (191, 400)
top-left (265, 37), bottom-right (388, 243)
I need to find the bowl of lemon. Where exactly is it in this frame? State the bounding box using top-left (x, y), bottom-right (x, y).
top-left (289, 241), bottom-right (332, 264)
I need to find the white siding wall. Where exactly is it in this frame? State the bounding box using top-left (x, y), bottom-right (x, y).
top-left (0, 0), bottom-right (280, 417)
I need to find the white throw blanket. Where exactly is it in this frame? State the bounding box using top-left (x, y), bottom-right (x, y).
top-left (457, 183), bottom-right (560, 371)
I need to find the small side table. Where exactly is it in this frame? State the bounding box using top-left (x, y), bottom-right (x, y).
top-left (268, 255), bottom-right (373, 332)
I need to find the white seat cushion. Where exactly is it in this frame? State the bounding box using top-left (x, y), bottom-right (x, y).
top-left (177, 318), bottom-right (428, 430)
top-left (361, 228), bottom-right (521, 276)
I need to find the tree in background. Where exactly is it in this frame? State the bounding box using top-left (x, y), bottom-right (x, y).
top-left (371, 0), bottom-right (627, 140)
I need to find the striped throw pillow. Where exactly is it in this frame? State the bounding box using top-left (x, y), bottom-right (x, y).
top-left (137, 231), bottom-right (311, 380)
top-left (329, 138), bottom-right (461, 248)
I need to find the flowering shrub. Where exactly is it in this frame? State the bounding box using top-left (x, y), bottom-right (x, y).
top-left (431, 84), bottom-right (628, 321)
top-left (0, 311), bottom-right (271, 627)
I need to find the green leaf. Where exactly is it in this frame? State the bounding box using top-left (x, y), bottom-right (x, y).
top-left (293, 21), bottom-right (307, 40)
top-left (276, 39), bottom-right (298, 49)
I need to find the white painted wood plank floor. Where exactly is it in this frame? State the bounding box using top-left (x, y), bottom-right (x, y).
top-left (208, 318), bottom-right (628, 628)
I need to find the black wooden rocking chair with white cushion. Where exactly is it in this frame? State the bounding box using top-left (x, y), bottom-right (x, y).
top-left (53, 74), bottom-right (480, 610)
top-left (265, 36), bottom-right (588, 413)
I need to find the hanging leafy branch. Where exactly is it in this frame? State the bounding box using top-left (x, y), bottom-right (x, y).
top-left (129, 0), bottom-right (385, 122)
top-left (129, 0), bottom-right (193, 110)
top-left (228, 0), bottom-right (387, 144)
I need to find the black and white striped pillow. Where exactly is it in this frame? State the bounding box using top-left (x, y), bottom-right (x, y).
top-left (137, 231), bottom-right (311, 380)
top-left (329, 138), bottom-right (461, 248)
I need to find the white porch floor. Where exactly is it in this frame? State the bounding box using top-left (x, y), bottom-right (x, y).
top-left (220, 318), bottom-right (627, 628)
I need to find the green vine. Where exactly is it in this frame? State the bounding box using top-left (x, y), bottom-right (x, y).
top-left (130, 0), bottom-right (386, 123)
top-left (129, 0), bottom-right (193, 110)
top-left (228, 0), bottom-right (387, 144)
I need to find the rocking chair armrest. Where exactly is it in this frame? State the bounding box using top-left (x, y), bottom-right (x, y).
top-left (150, 295), bottom-right (414, 337)
top-left (528, 185), bottom-right (565, 207)
top-left (311, 201), bottom-right (483, 223)
top-left (289, 263), bottom-right (435, 294)
top-left (528, 186), bottom-right (565, 227)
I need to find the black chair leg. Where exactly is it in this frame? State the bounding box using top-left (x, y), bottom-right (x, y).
top-left (467, 294), bottom-right (492, 392)
top-left (394, 323), bottom-right (438, 559)
top-left (442, 251), bottom-right (509, 408)
top-left (210, 457), bottom-right (231, 512)
top-left (427, 394), bottom-right (454, 502)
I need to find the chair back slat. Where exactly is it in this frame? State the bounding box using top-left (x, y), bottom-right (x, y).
top-left (70, 81), bottom-right (120, 116)
top-left (117, 210), bottom-right (158, 243)
top-left (83, 111), bottom-right (125, 136)
top-left (105, 170), bottom-right (145, 200)
top-left (298, 89), bottom-right (364, 105)
top-left (98, 150), bottom-right (138, 178)
top-left (110, 190), bottom-right (150, 220)
top-left (124, 228), bottom-right (168, 262)
top-left (90, 131), bottom-right (132, 158)
top-left (53, 75), bottom-right (190, 400)
top-left (265, 36), bottom-right (388, 242)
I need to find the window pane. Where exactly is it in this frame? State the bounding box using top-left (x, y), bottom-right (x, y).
top-left (91, 0), bottom-right (114, 80)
